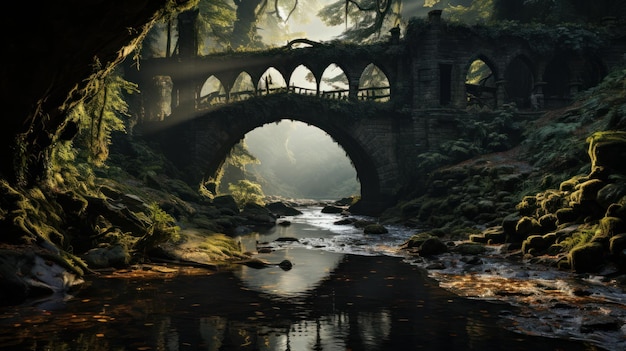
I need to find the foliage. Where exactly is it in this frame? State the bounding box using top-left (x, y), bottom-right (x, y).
top-left (446, 0), bottom-right (494, 24)
top-left (196, 233), bottom-right (245, 261)
top-left (318, 0), bottom-right (401, 43)
top-left (75, 64), bottom-right (137, 167)
top-left (228, 179), bottom-right (266, 207)
top-left (406, 8), bottom-right (608, 55)
top-left (135, 202), bottom-right (181, 252)
top-left (559, 227), bottom-right (596, 252)
top-left (50, 64), bottom-right (137, 194)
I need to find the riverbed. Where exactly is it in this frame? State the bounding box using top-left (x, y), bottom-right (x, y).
top-left (0, 206), bottom-right (623, 350)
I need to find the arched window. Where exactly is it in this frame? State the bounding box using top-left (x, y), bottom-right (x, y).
top-left (231, 72), bottom-right (255, 102)
top-left (199, 75), bottom-right (226, 108)
top-left (543, 54), bottom-right (570, 109)
top-left (320, 63), bottom-right (349, 100)
top-left (505, 56), bottom-right (534, 109)
top-left (358, 64), bottom-right (390, 102)
top-left (465, 58), bottom-right (496, 109)
top-left (257, 67), bottom-right (287, 95)
top-left (289, 65), bottom-right (317, 96)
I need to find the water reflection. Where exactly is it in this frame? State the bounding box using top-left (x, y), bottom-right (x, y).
top-left (0, 208), bottom-right (607, 351)
top-left (236, 248), bottom-right (344, 297)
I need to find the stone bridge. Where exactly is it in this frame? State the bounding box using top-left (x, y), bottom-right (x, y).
top-left (129, 10), bottom-right (625, 215)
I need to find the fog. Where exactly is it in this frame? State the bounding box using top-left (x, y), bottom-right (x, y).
top-left (244, 120), bottom-right (360, 200)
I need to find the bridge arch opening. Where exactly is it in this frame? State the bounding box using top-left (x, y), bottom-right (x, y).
top-left (289, 65), bottom-right (317, 96)
top-left (218, 120), bottom-right (360, 201)
top-left (199, 75), bottom-right (226, 108)
top-left (578, 55), bottom-right (607, 91)
top-left (321, 64), bottom-right (349, 99)
top-left (504, 56), bottom-right (534, 109)
top-left (258, 67), bottom-right (287, 95)
top-left (465, 57), bottom-right (496, 109)
top-left (358, 63), bottom-right (390, 102)
top-left (231, 72), bottom-right (255, 102)
top-left (543, 54), bottom-right (570, 108)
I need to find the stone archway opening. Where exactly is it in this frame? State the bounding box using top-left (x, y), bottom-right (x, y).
top-left (218, 120), bottom-right (360, 202)
top-left (258, 67), bottom-right (287, 95)
top-left (199, 75), bottom-right (226, 108)
top-left (289, 65), bottom-right (317, 96)
top-left (505, 56), bottom-right (534, 109)
top-left (543, 54), bottom-right (570, 108)
top-left (231, 72), bottom-right (256, 102)
top-left (358, 63), bottom-right (390, 102)
top-left (320, 64), bottom-right (349, 99)
top-left (465, 58), bottom-right (496, 110)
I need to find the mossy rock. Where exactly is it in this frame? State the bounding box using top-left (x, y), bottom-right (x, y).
top-left (538, 213), bottom-right (558, 233)
top-left (598, 216), bottom-right (626, 237)
top-left (571, 179), bottom-right (605, 204)
top-left (568, 242), bottom-right (606, 273)
top-left (555, 207), bottom-right (579, 224)
top-left (516, 216), bottom-right (542, 238)
top-left (454, 242), bottom-right (487, 255)
top-left (516, 196), bottom-right (537, 216)
top-left (586, 130), bottom-right (626, 174)
top-left (502, 212), bottom-right (522, 242)
top-left (609, 233), bottom-right (626, 256)
top-left (597, 183), bottom-right (626, 209)
top-left (482, 226), bottom-right (506, 244)
top-left (419, 237), bottom-right (448, 256)
top-left (522, 234), bottom-right (548, 254)
top-left (363, 223), bottom-right (388, 234)
top-left (401, 233), bottom-right (433, 249)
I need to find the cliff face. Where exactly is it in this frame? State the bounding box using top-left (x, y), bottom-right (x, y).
top-left (1, 1), bottom-right (185, 186)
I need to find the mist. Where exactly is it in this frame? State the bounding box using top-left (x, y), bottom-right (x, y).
top-left (244, 120), bottom-right (360, 200)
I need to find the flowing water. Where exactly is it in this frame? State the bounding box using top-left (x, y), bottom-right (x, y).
top-left (0, 206), bottom-right (624, 350)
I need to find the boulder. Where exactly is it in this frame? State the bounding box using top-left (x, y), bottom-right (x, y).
top-left (569, 242), bottom-right (606, 273)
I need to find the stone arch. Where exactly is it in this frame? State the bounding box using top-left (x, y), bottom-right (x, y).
top-left (153, 95), bottom-right (396, 215)
top-left (358, 63), bottom-right (390, 102)
top-left (320, 63), bottom-right (349, 99)
top-left (576, 54), bottom-right (607, 91)
top-left (199, 75), bottom-right (226, 108)
top-left (543, 53), bottom-right (570, 108)
top-left (230, 71), bottom-right (256, 101)
top-left (289, 64), bottom-right (317, 96)
top-left (464, 55), bottom-right (498, 109)
top-left (257, 67), bottom-right (287, 95)
top-left (504, 55), bottom-right (535, 109)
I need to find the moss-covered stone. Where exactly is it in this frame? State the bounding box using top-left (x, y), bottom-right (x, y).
top-left (516, 216), bottom-right (542, 238)
top-left (569, 242), bottom-right (606, 273)
top-left (598, 216), bottom-right (626, 238)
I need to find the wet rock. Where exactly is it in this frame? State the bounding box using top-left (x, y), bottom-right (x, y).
top-left (213, 195), bottom-right (239, 213)
top-left (597, 183), bottom-right (626, 209)
top-left (453, 242), bottom-right (487, 255)
top-left (334, 218), bottom-right (355, 225)
top-left (419, 237), bottom-right (448, 256)
top-left (363, 223), bottom-right (388, 234)
top-left (275, 237), bottom-right (299, 243)
top-left (240, 203), bottom-right (276, 226)
top-left (321, 205), bottom-right (344, 214)
top-left (580, 315), bottom-right (622, 333)
top-left (83, 244), bottom-right (130, 268)
top-left (278, 259), bottom-right (293, 270)
top-left (266, 201), bottom-right (303, 216)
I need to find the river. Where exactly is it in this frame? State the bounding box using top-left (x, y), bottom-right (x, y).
top-left (0, 206), bottom-right (623, 350)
